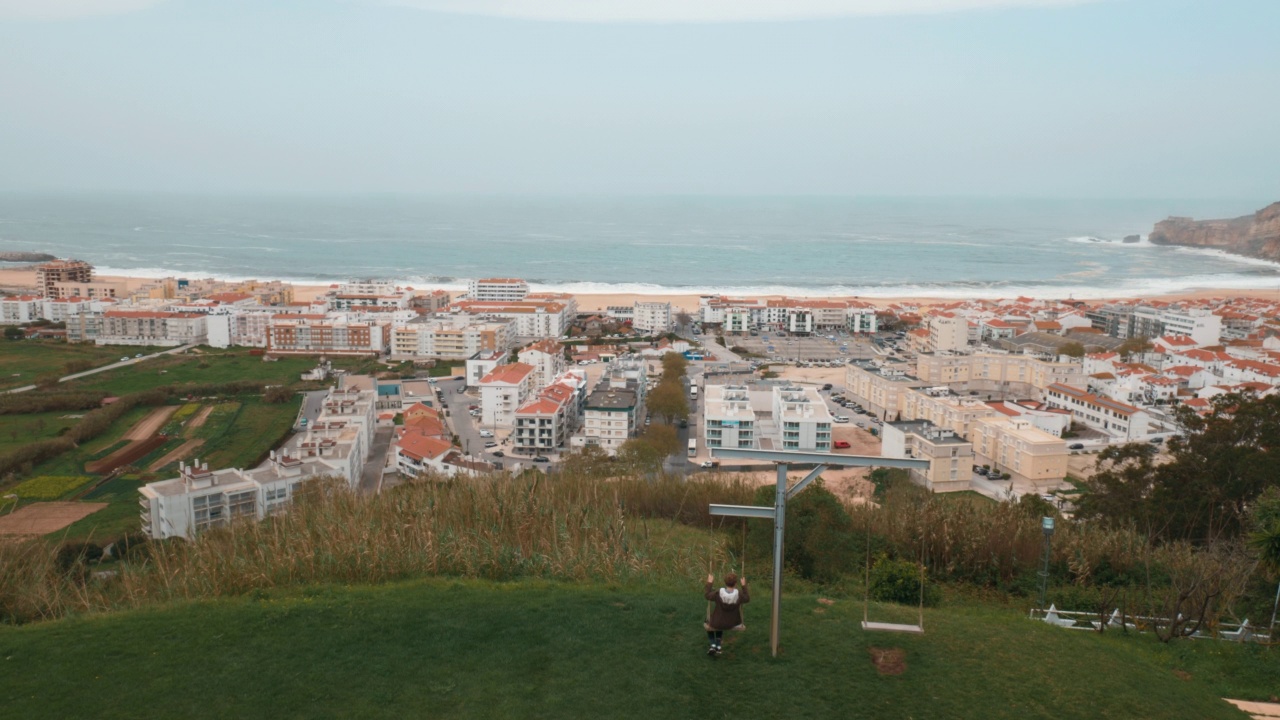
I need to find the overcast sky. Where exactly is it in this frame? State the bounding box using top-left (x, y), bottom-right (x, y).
top-left (0, 0), bottom-right (1276, 197)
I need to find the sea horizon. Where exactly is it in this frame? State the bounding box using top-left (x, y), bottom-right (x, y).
top-left (2, 193), bottom-right (1276, 300)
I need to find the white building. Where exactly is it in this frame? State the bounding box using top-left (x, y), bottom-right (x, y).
top-left (633, 301), bottom-right (673, 335)
top-left (390, 315), bottom-right (512, 361)
top-left (449, 300), bottom-right (571, 339)
top-left (881, 420), bottom-right (973, 493)
top-left (0, 295), bottom-right (42, 324)
top-left (479, 362), bottom-right (536, 428)
top-left (98, 310), bottom-right (208, 347)
top-left (703, 385), bottom-right (757, 451)
top-left (206, 309), bottom-right (274, 349)
top-left (1044, 383), bottom-right (1151, 440)
top-left (576, 386), bottom-right (638, 455)
top-left (467, 278), bottom-right (529, 303)
top-left (773, 385), bottom-right (833, 451)
top-left (138, 385), bottom-right (377, 540)
top-left (513, 379), bottom-right (582, 453)
top-left (517, 339), bottom-right (567, 390)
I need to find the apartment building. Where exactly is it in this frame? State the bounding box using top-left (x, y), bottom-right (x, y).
top-left (98, 310), bottom-right (208, 347)
top-left (206, 309), bottom-right (274, 348)
top-left (517, 339), bottom-right (567, 389)
top-left (697, 296), bottom-right (877, 334)
top-left (35, 259), bottom-right (92, 297)
top-left (899, 390), bottom-right (999, 438)
top-left (971, 416), bottom-right (1069, 488)
top-left (773, 385), bottom-right (833, 451)
top-left (928, 315), bottom-right (968, 353)
top-left (479, 362), bottom-right (536, 428)
top-left (51, 280), bottom-right (126, 300)
top-left (845, 361), bottom-right (928, 421)
top-left (703, 385), bottom-right (757, 451)
top-left (468, 278), bottom-right (529, 303)
top-left (513, 380), bottom-right (583, 453)
top-left (449, 300), bottom-right (571, 338)
top-left (268, 314), bottom-right (391, 356)
top-left (326, 280), bottom-right (413, 311)
top-left (914, 352), bottom-right (1085, 400)
top-left (0, 295), bottom-right (41, 324)
top-left (578, 386), bottom-right (639, 454)
top-left (881, 420), bottom-right (973, 493)
top-left (390, 315), bottom-right (512, 361)
top-left (1044, 383), bottom-right (1151, 440)
top-left (139, 385), bottom-right (377, 540)
top-left (633, 301), bottom-right (673, 335)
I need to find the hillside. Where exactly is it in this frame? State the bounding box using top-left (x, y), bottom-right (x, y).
top-left (1149, 201), bottom-right (1280, 261)
top-left (0, 579), bottom-right (1270, 719)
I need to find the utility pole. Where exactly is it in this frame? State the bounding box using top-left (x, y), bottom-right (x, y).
top-left (1038, 516), bottom-right (1055, 609)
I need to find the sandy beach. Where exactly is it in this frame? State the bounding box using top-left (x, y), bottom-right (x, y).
top-left (2, 267), bottom-right (1278, 309)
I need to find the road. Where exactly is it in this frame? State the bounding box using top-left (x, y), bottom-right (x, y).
top-left (358, 427), bottom-right (394, 495)
top-left (297, 389), bottom-right (329, 429)
top-left (3, 343), bottom-right (199, 394)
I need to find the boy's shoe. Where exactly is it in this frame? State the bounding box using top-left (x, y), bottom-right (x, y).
top-left (714, 645), bottom-right (723, 656)
top-left (707, 645), bottom-right (717, 656)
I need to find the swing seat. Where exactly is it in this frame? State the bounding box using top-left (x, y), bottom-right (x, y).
top-left (704, 623), bottom-right (746, 632)
top-left (861, 620), bottom-right (924, 634)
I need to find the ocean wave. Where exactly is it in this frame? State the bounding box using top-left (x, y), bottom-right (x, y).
top-left (1062, 235), bottom-right (1154, 247)
top-left (88, 267), bottom-right (1280, 301)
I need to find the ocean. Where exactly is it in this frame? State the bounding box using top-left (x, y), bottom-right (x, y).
top-left (0, 194), bottom-right (1275, 299)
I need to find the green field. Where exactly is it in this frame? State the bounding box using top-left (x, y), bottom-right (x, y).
top-left (61, 350), bottom-right (324, 395)
top-left (0, 341), bottom-right (165, 391)
top-left (0, 580), bottom-right (1268, 719)
top-left (0, 410), bottom-right (83, 455)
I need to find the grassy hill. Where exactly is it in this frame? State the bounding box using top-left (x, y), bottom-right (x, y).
top-left (1, 579), bottom-right (1271, 719)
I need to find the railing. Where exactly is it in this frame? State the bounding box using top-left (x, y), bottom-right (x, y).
top-left (1029, 606), bottom-right (1271, 643)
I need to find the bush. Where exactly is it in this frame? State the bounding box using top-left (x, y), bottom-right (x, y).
top-left (750, 480), bottom-right (856, 582)
top-left (869, 554), bottom-right (940, 607)
top-left (54, 542), bottom-right (103, 574)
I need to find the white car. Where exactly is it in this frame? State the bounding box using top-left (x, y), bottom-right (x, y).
top-left (479, 430), bottom-right (494, 438)
top-left (833, 415), bottom-right (850, 423)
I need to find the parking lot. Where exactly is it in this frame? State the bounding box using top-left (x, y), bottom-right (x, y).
top-left (728, 333), bottom-right (878, 363)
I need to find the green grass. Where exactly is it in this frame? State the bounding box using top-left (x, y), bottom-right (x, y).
top-left (0, 410), bottom-right (82, 455)
top-left (23, 406), bottom-right (156, 478)
top-left (193, 397), bottom-right (299, 471)
top-left (0, 341), bottom-right (164, 391)
top-left (60, 351), bottom-right (323, 395)
top-left (9, 475), bottom-right (92, 500)
top-left (52, 475), bottom-right (149, 542)
top-left (0, 579), bottom-right (1266, 719)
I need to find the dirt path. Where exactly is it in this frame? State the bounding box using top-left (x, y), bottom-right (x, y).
top-left (125, 406), bottom-right (179, 441)
top-left (0, 502), bottom-right (107, 536)
top-left (148, 439), bottom-right (205, 471)
top-left (184, 405), bottom-right (214, 432)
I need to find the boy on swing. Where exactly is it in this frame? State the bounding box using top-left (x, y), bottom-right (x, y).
top-left (703, 572), bottom-right (748, 656)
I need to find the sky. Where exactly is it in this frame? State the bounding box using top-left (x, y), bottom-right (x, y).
top-left (0, 0), bottom-right (1276, 198)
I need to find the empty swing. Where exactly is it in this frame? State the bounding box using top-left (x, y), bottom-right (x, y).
top-left (704, 517), bottom-right (747, 632)
top-left (861, 514), bottom-right (926, 635)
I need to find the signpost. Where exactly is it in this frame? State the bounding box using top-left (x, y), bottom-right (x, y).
top-left (707, 448), bottom-right (929, 657)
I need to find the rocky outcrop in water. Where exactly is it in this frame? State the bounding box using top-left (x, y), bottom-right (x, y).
top-left (0, 252), bottom-right (56, 263)
top-left (1148, 202), bottom-right (1280, 262)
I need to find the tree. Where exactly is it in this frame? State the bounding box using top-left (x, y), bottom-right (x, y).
top-left (1078, 393), bottom-right (1280, 542)
top-left (675, 311), bottom-right (693, 328)
top-left (617, 438), bottom-right (665, 475)
top-left (1058, 341), bottom-right (1086, 358)
top-left (263, 385), bottom-right (295, 404)
top-left (4, 326), bottom-right (24, 340)
top-left (640, 422), bottom-right (681, 458)
top-left (646, 382), bottom-right (688, 424)
top-left (660, 352), bottom-right (688, 379)
top-left (1248, 486), bottom-right (1280, 632)
top-left (1117, 336), bottom-right (1153, 357)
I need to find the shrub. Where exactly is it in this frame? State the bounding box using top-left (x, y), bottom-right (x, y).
top-left (750, 480), bottom-right (856, 582)
top-left (869, 554), bottom-right (940, 607)
top-left (54, 542), bottom-right (103, 574)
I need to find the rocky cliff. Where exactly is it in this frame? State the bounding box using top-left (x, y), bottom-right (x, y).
top-left (0, 252), bottom-right (56, 263)
top-left (1148, 202), bottom-right (1280, 262)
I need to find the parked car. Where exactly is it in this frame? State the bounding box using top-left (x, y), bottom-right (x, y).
top-left (976, 467), bottom-right (989, 476)
top-left (1148, 436), bottom-right (1164, 444)
top-left (833, 415), bottom-right (849, 423)
top-left (533, 456), bottom-right (550, 463)
top-left (491, 450), bottom-right (504, 458)
top-left (700, 460), bottom-right (719, 469)
top-left (484, 441), bottom-right (498, 448)
top-left (120, 357), bottom-right (129, 362)
top-left (479, 430), bottom-right (494, 438)
top-left (822, 383), bottom-right (833, 391)
top-left (134, 353), bottom-right (144, 358)
top-left (833, 440), bottom-right (851, 449)
top-left (468, 405), bottom-right (479, 410)
top-left (1068, 443), bottom-right (1084, 450)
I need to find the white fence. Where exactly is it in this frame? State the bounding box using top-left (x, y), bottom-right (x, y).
top-left (1029, 605), bottom-right (1270, 643)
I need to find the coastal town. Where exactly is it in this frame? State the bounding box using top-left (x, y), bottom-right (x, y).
top-left (4, 257), bottom-right (1280, 541)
